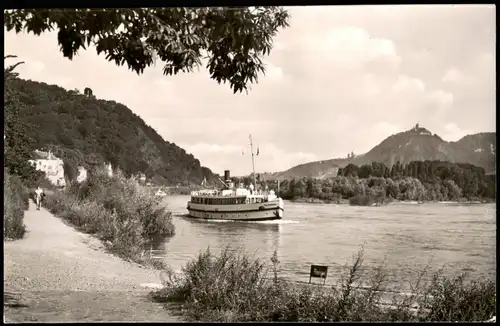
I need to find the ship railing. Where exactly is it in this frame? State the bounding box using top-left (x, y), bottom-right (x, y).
top-left (191, 190), bottom-right (275, 197)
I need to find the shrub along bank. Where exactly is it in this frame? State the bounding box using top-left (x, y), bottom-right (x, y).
top-left (3, 170), bottom-right (30, 240)
top-left (43, 168), bottom-right (175, 268)
top-left (151, 247), bottom-right (496, 322)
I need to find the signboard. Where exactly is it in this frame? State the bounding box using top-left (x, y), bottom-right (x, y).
top-left (309, 265), bottom-right (328, 285)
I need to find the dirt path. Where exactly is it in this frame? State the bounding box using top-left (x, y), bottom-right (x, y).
top-left (4, 201), bottom-right (181, 322)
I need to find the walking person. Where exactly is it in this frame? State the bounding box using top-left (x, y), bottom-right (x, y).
top-left (34, 186), bottom-right (45, 210)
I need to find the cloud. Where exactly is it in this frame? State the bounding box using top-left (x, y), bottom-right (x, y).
top-left (392, 75), bottom-right (426, 93)
top-left (442, 123), bottom-right (473, 141)
top-left (4, 6), bottom-right (495, 174)
top-left (28, 60), bottom-right (45, 74)
top-left (181, 142), bottom-right (317, 175)
top-left (426, 90), bottom-right (454, 108)
top-left (441, 68), bottom-right (464, 84)
top-left (262, 60), bottom-right (284, 82)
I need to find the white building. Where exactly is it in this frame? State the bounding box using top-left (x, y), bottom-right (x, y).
top-left (76, 166), bottom-right (88, 183)
top-left (106, 162), bottom-right (113, 178)
top-left (29, 150), bottom-right (66, 187)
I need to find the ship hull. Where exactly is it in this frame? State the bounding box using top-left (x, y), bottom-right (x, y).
top-left (187, 198), bottom-right (284, 221)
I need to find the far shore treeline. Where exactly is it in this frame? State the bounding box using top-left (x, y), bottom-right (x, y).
top-left (245, 160), bottom-right (495, 205)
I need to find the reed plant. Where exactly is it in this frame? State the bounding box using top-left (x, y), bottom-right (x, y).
top-left (152, 246), bottom-right (496, 322)
top-left (3, 171), bottom-right (29, 240)
top-left (43, 167), bottom-right (175, 265)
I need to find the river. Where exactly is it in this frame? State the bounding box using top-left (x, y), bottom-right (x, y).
top-left (152, 195), bottom-right (495, 290)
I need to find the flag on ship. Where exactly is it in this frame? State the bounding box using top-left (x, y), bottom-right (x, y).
top-left (256, 147), bottom-right (260, 155)
top-left (201, 177), bottom-right (207, 187)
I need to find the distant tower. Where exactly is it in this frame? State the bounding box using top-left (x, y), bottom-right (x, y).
top-left (84, 87), bottom-right (94, 98)
top-left (415, 123), bottom-right (419, 131)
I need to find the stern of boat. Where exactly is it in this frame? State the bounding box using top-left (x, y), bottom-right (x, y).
top-left (277, 197), bottom-right (284, 219)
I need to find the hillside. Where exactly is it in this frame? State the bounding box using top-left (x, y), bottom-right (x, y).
top-left (274, 124), bottom-right (496, 179)
top-left (9, 77), bottom-right (218, 185)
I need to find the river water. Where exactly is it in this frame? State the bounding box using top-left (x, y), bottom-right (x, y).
top-left (152, 196), bottom-right (496, 291)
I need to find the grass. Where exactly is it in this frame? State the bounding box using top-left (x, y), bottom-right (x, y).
top-left (151, 247), bottom-right (496, 322)
top-left (3, 170), bottom-right (30, 240)
top-left (42, 167), bottom-right (175, 267)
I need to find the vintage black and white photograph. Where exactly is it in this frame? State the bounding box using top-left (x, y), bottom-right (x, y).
top-left (3, 5), bottom-right (496, 323)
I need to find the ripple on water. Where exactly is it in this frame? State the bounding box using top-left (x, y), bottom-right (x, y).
top-left (158, 197), bottom-right (496, 290)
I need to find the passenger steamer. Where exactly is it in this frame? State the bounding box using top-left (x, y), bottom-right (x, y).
top-left (186, 135), bottom-right (284, 221)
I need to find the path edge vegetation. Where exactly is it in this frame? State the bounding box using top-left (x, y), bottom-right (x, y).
top-left (150, 246), bottom-right (496, 322)
top-left (42, 166), bottom-right (175, 269)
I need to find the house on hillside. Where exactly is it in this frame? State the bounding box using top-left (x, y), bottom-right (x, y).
top-left (106, 162), bottom-right (113, 178)
top-left (29, 150), bottom-right (66, 187)
top-left (76, 166), bottom-right (88, 183)
top-left (134, 172), bottom-right (146, 183)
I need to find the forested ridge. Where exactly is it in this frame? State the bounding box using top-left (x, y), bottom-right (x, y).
top-left (277, 160), bottom-right (496, 204)
top-left (272, 126), bottom-right (496, 180)
top-left (10, 77), bottom-right (218, 185)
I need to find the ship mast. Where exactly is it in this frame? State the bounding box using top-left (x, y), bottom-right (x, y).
top-left (249, 134), bottom-right (257, 187)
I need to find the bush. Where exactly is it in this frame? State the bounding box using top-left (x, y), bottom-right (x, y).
top-left (43, 168), bottom-right (175, 264)
top-left (349, 194), bottom-right (376, 206)
top-left (4, 171), bottom-right (28, 240)
top-left (152, 247), bottom-right (496, 322)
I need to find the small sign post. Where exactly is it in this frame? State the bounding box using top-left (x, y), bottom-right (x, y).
top-left (309, 265), bottom-right (328, 285)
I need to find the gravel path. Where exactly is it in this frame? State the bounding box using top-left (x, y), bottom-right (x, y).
top-left (4, 201), bottom-right (181, 322)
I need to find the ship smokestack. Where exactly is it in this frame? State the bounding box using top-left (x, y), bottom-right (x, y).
top-left (224, 170), bottom-right (230, 182)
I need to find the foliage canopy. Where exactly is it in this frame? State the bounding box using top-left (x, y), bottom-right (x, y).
top-left (4, 7), bottom-right (290, 93)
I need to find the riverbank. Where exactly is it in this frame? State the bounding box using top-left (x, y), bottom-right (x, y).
top-left (42, 170), bottom-right (175, 269)
top-left (4, 200), bottom-right (180, 322)
top-left (151, 248), bottom-right (496, 322)
top-left (290, 197), bottom-right (495, 205)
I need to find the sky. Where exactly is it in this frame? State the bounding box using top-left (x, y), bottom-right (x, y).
top-left (4, 5), bottom-right (496, 176)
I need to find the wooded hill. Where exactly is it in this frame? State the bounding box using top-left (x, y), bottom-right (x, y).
top-left (270, 125), bottom-right (496, 180)
top-left (10, 77), bottom-right (218, 185)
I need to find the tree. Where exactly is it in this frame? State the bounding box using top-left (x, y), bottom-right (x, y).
top-left (443, 179), bottom-right (462, 201)
top-left (4, 7), bottom-right (290, 94)
top-left (4, 55), bottom-right (42, 185)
